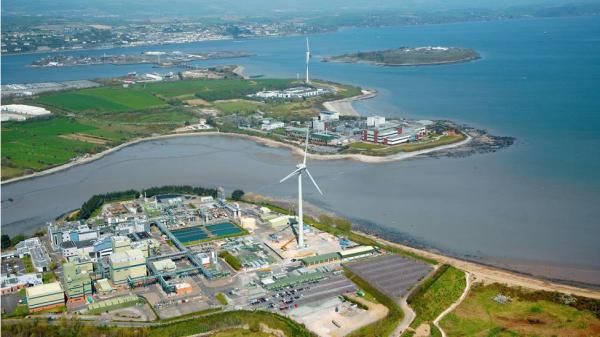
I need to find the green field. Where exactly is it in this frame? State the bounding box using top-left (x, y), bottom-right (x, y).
top-left (3, 78), bottom-right (363, 180)
top-left (1, 118), bottom-right (105, 178)
top-left (342, 134), bottom-right (465, 156)
top-left (440, 283), bottom-right (600, 337)
top-left (35, 87), bottom-right (167, 113)
top-left (405, 265), bottom-right (466, 336)
top-left (140, 78), bottom-right (298, 100)
top-left (347, 142), bottom-right (386, 150)
top-left (213, 100), bottom-right (264, 115)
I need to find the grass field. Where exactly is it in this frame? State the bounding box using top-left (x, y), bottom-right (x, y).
top-left (1, 117), bottom-right (104, 178)
top-left (347, 142), bottom-right (386, 150)
top-left (140, 78), bottom-right (298, 100)
top-left (3, 78), bottom-right (363, 180)
top-left (213, 99), bottom-right (264, 115)
top-left (406, 265), bottom-right (466, 336)
top-left (440, 283), bottom-right (600, 337)
top-left (342, 134), bottom-right (465, 156)
top-left (35, 87), bottom-right (167, 113)
top-left (215, 293), bottom-right (228, 305)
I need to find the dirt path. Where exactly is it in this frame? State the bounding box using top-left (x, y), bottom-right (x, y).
top-left (433, 272), bottom-right (471, 337)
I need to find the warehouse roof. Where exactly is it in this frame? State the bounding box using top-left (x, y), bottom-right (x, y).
top-left (109, 249), bottom-right (144, 264)
top-left (339, 246), bottom-right (375, 258)
top-left (301, 252), bottom-right (340, 265)
top-left (26, 281), bottom-right (63, 298)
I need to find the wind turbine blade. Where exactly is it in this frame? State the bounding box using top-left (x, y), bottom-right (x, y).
top-left (280, 167), bottom-right (302, 183)
top-left (303, 130), bottom-right (309, 165)
top-left (306, 37), bottom-right (310, 53)
top-left (305, 169), bottom-right (323, 195)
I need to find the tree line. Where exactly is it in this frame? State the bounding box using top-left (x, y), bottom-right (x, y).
top-left (77, 185), bottom-right (219, 220)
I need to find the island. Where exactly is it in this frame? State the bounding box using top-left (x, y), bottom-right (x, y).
top-left (1, 186), bottom-right (599, 337)
top-left (322, 46), bottom-right (480, 66)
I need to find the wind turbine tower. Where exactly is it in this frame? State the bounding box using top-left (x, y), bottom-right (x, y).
top-left (280, 131), bottom-right (323, 248)
top-left (305, 37), bottom-right (311, 84)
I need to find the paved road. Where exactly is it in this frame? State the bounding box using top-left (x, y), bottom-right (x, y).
top-left (391, 297), bottom-right (415, 337)
top-left (433, 272), bottom-right (471, 337)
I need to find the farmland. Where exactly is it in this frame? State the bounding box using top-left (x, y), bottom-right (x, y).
top-left (35, 87), bottom-right (167, 113)
top-left (2, 78), bottom-right (361, 180)
top-left (1, 118), bottom-right (108, 177)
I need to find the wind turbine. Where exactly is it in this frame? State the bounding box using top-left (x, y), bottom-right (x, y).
top-left (305, 37), bottom-right (311, 84)
top-left (280, 131), bottom-right (322, 248)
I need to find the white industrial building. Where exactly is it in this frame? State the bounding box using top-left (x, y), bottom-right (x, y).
top-left (319, 111), bottom-right (339, 122)
top-left (1, 104), bottom-right (52, 121)
top-left (366, 116), bottom-right (386, 127)
top-left (250, 87), bottom-right (330, 99)
top-left (261, 119), bottom-right (285, 131)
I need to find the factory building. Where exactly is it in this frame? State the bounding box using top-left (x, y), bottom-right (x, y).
top-left (339, 246), bottom-right (376, 261)
top-left (62, 258), bottom-right (93, 304)
top-left (367, 116), bottom-right (386, 127)
top-left (362, 122), bottom-right (410, 145)
top-left (112, 236), bottom-right (132, 253)
top-left (49, 221), bottom-right (98, 251)
top-left (1, 273), bottom-right (42, 295)
top-left (152, 259), bottom-right (177, 273)
top-left (301, 252), bottom-right (341, 266)
top-left (15, 238), bottom-right (51, 272)
top-left (261, 119), bottom-right (285, 131)
top-left (109, 249), bottom-right (146, 285)
top-left (319, 110), bottom-right (339, 122)
top-left (26, 282), bottom-right (65, 313)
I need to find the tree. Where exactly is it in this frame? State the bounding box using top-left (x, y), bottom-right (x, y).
top-left (231, 189), bottom-right (245, 201)
top-left (1, 235), bottom-right (11, 249)
top-left (11, 234), bottom-right (25, 246)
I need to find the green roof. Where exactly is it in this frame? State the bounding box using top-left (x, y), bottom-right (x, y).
top-left (301, 252), bottom-right (340, 265)
top-left (310, 133), bottom-right (337, 141)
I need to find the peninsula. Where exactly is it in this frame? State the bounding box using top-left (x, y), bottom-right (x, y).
top-left (1, 68), bottom-right (510, 182)
top-left (323, 46), bottom-right (480, 66)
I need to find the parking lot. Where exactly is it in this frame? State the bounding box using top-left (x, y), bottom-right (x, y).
top-left (345, 254), bottom-right (432, 300)
top-left (249, 273), bottom-right (356, 312)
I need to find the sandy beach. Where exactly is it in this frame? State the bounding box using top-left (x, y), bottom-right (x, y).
top-left (322, 89), bottom-right (377, 116)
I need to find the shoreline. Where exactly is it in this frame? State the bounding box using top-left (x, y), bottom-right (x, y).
top-left (246, 193), bottom-right (600, 298)
top-left (322, 88), bottom-right (377, 116)
top-left (322, 55), bottom-right (481, 67)
top-left (371, 234), bottom-right (600, 299)
top-left (1, 130), bottom-right (472, 185)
